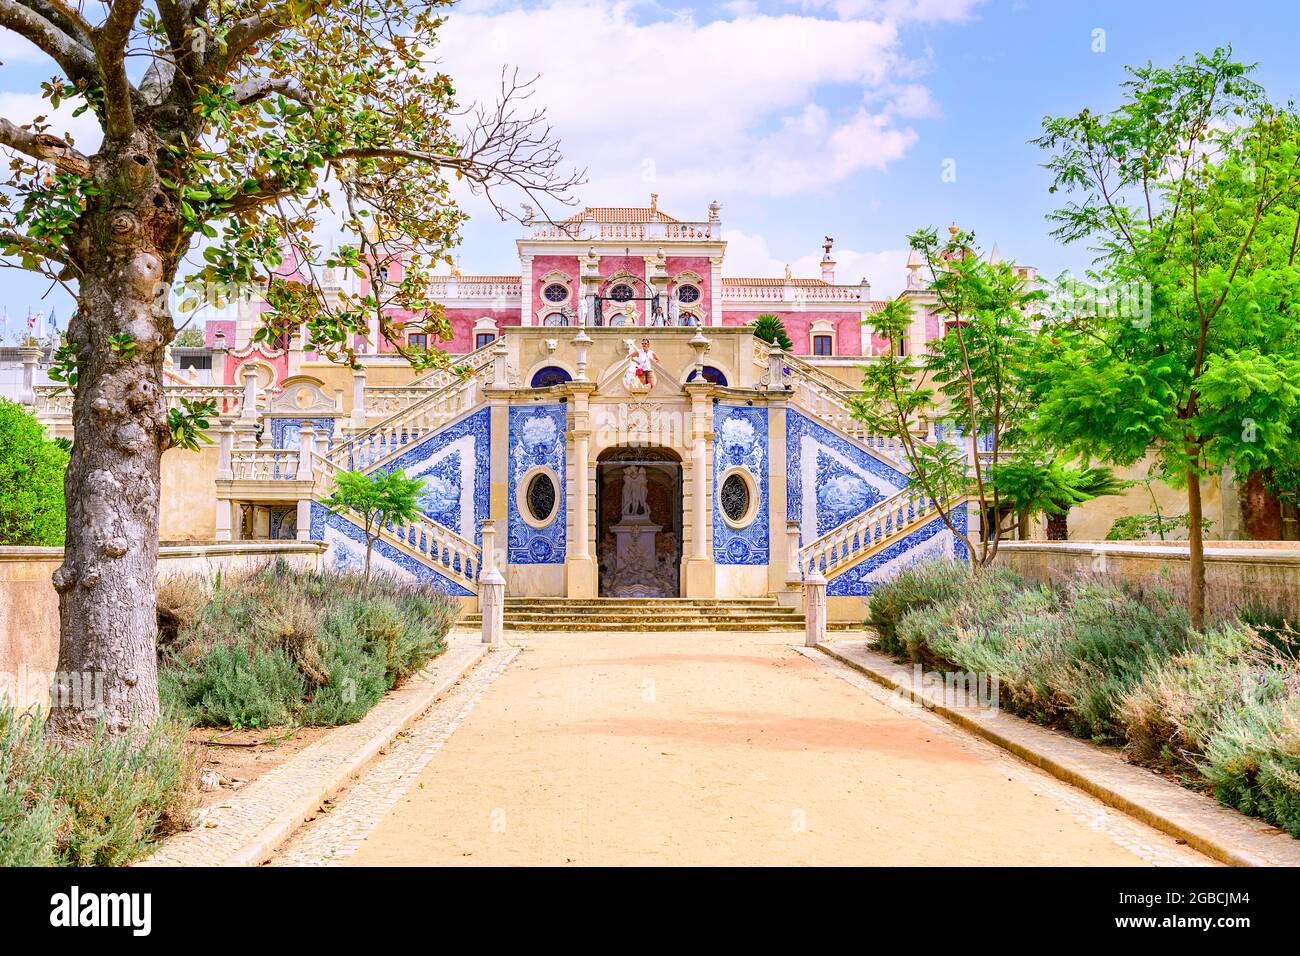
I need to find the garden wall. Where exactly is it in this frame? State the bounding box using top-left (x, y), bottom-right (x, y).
top-left (996, 540), bottom-right (1300, 619)
top-left (0, 541), bottom-right (326, 713)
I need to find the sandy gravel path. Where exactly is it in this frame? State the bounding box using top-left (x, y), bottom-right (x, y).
top-left (307, 631), bottom-right (1211, 867)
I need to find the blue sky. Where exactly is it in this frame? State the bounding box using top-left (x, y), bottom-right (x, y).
top-left (2, 0), bottom-right (1298, 333)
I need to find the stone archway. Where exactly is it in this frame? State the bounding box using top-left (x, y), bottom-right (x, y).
top-left (596, 446), bottom-right (683, 597)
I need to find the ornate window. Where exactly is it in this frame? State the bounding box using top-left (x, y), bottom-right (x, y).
top-left (543, 282), bottom-right (569, 303)
top-left (719, 472), bottom-right (752, 526)
top-left (813, 334), bottom-right (833, 356)
top-left (407, 332), bottom-right (428, 350)
top-left (686, 366), bottom-right (728, 386)
top-left (609, 283), bottom-right (634, 302)
top-left (526, 471), bottom-right (557, 524)
top-left (529, 365), bottom-right (573, 388)
top-left (542, 311), bottom-right (569, 326)
top-left (677, 284), bottom-right (700, 304)
top-left (475, 332), bottom-right (496, 349)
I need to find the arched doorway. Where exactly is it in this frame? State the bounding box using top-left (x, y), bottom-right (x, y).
top-left (596, 446), bottom-right (683, 597)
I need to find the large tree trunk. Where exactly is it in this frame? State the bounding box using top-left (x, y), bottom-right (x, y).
top-left (1045, 512), bottom-right (1069, 541)
top-left (1186, 469), bottom-right (1206, 631)
top-left (47, 135), bottom-right (178, 744)
top-left (1240, 470), bottom-right (1283, 540)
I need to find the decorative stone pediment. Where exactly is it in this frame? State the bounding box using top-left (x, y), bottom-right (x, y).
top-left (595, 351), bottom-right (684, 400)
top-left (266, 376), bottom-right (340, 415)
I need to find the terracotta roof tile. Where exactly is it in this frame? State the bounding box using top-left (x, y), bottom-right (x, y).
top-left (722, 277), bottom-right (830, 287)
top-left (563, 206), bottom-right (681, 224)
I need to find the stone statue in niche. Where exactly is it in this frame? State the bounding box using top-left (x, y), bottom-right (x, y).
top-left (620, 465), bottom-right (650, 518)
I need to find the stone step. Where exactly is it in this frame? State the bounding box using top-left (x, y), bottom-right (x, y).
top-left (502, 598), bottom-right (782, 607)
top-left (452, 620), bottom-right (862, 633)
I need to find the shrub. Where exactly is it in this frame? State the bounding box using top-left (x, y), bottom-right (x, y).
top-left (0, 399), bottom-right (69, 546)
top-left (1119, 622), bottom-right (1278, 772)
top-left (158, 561), bottom-right (457, 728)
top-left (1200, 683), bottom-right (1300, 837)
top-left (866, 558), bottom-right (973, 656)
top-left (0, 703), bottom-right (200, 866)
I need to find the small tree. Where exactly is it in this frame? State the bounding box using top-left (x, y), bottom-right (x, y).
top-left (1033, 47), bottom-right (1300, 627)
top-left (0, 399), bottom-right (69, 545)
top-left (989, 460), bottom-right (1128, 540)
top-left (751, 314), bottom-right (793, 351)
top-left (851, 227), bottom-right (1045, 568)
top-left (323, 469), bottom-right (422, 583)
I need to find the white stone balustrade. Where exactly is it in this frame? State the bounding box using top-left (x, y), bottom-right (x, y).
top-left (229, 448), bottom-right (302, 481)
top-left (798, 487), bottom-right (957, 577)
top-left (31, 383), bottom-right (245, 419)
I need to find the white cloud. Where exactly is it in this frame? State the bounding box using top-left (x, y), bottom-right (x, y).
top-left (789, 0), bottom-right (985, 22)
top-left (0, 91), bottom-right (101, 154)
top-left (436, 1), bottom-right (939, 205)
top-left (723, 228), bottom-right (909, 296)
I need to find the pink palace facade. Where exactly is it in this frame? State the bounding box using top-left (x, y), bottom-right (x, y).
top-left (201, 198), bottom-right (1035, 389)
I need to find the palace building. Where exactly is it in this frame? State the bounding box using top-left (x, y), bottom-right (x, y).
top-left (20, 199), bottom-right (1227, 625)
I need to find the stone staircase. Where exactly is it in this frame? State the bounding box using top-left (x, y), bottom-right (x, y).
top-left (455, 597), bottom-right (863, 633)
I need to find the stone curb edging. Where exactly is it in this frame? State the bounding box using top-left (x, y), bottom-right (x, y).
top-left (141, 638), bottom-right (490, 867)
top-left (815, 640), bottom-right (1300, 868)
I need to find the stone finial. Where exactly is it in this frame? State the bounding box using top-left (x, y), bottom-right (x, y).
top-left (708, 200), bottom-right (721, 222)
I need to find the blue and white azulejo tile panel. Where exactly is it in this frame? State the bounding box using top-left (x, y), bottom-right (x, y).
top-left (786, 410), bottom-right (908, 545)
top-left (271, 417), bottom-right (336, 450)
top-left (381, 407), bottom-right (490, 545)
top-left (713, 404), bottom-right (769, 565)
top-left (507, 404), bottom-right (567, 564)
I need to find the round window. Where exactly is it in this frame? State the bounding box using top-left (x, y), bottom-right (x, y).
top-left (543, 283), bottom-right (568, 303)
top-left (677, 284), bottom-right (700, 304)
top-left (609, 284), bottom-right (634, 302)
top-left (526, 471), bottom-right (557, 523)
top-left (720, 472), bottom-right (751, 525)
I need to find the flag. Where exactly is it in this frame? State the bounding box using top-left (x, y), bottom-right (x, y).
top-left (27, 308), bottom-right (37, 330)
top-left (48, 309), bottom-right (58, 335)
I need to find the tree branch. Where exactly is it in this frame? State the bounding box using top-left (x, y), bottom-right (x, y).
top-left (231, 76), bottom-right (315, 107)
top-left (0, 0), bottom-right (99, 85)
top-left (0, 115), bottom-right (91, 174)
top-left (93, 0), bottom-right (145, 136)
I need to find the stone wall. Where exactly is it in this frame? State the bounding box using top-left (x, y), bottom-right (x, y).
top-left (996, 540), bottom-right (1300, 619)
top-left (0, 542), bottom-right (326, 713)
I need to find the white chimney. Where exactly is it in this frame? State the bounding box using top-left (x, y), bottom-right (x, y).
top-left (820, 236), bottom-right (836, 284)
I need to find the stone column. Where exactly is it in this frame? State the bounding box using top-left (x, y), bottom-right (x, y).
top-left (296, 423), bottom-right (316, 483)
top-left (215, 499), bottom-right (234, 543)
top-left (296, 498), bottom-right (312, 542)
top-left (216, 422), bottom-right (235, 479)
top-left (683, 382), bottom-right (715, 597)
top-left (804, 568), bottom-right (826, 648)
top-left (211, 331), bottom-right (228, 385)
top-left (778, 520), bottom-right (804, 608)
top-left (240, 363), bottom-right (259, 421)
top-left (564, 383), bottom-right (597, 598)
top-left (253, 505), bottom-right (272, 539)
top-left (19, 345), bottom-right (41, 407)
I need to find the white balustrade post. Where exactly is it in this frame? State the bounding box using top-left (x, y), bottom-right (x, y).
top-left (767, 347), bottom-right (785, 390)
top-left (480, 566), bottom-right (505, 645)
top-left (296, 423), bottom-right (316, 483)
top-left (350, 366), bottom-right (368, 428)
top-left (314, 426), bottom-right (330, 461)
top-left (804, 568), bottom-right (827, 648)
